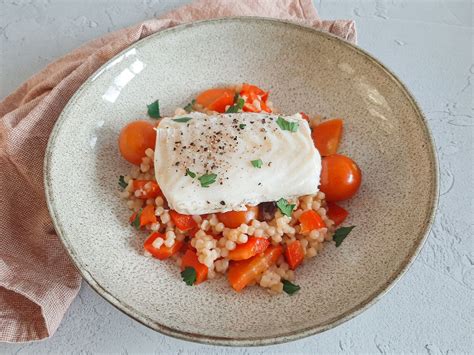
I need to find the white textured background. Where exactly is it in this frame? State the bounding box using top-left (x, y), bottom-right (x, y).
top-left (0, 0), bottom-right (473, 353)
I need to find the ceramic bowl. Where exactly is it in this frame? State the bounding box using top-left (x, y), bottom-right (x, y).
top-left (44, 17), bottom-right (438, 346)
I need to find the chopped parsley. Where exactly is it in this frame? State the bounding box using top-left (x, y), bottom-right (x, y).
top-left (185, 168), bottom-right (196, 178)
top-left (118, 175), bottom-right (127, 189)
top-left (276, 198), bottom-right (295, 217)
top-left (239, 123), bottom-right (246, 129)
top-left (130, 209), bottom-right (142, 230)
top-left (173, 117), bottom-right (193, 123)
top-left (225, 97), bottom-right (245, 113)
top-left (282, 280), bottom-right (300, 295)
top-left (184, 99), bottom-right (196, 113)
top-left (181, 267), bottom-right (197, 286)
top-left (147, 100), bottom-right (161, 119)
top-left (333, 226), bottom-right (355, 247)
top-left (198, 173), bottom-right (217, 188)
top-left (251, 159), bottom-right (263, 168)
top-left (276, 116), bottom-right (299, 132)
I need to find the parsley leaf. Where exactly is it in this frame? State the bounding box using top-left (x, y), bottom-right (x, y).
top-left (184, 99), bottom-right (196, 113)
top-left (130, 209), bottom-right (142, 230)
top-left (118, 175), bottom-right (127, 189)
top-left (333, 226), bottom-right (355, 247)
top-left (173, 117), bottom-right (193, 123)
top-left (225, 97), bottom-right (245, 113)
top-left (239, 123), bottom-right (246, 129)
top-left (276, 116), bottom-right (299, 132)
top-left (147, 100), bottom-right (161, 119)
top-left (251, 159), bottom-right (263, 168)
top-left (181, 267), bottom-right (197, 286)
top-left (282, 280), bottom-right (300, 295)
top-left (198, 173), bottom-right (217, 188)
top-left (276, 198), bottom-right (295, 217)
top-left (185, 168), bottom-right (196, 178)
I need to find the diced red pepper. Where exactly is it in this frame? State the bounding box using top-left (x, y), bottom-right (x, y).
top-left (181, 249), bottom-right (208, 284)
top-left (169, 210), bottom-right (198, 232)
top-left (132, 180), bottom-right (161, 199)
top-left (284, 240), bottom-right (305, 270)
top-left (228, 237), bottom-right (270, 261)
top-left (326, 202), bottom-right (349, 226)
top-left (299, 210), bottom-right (325, 233)
top-left (144, 232), bottom-right (183, 260)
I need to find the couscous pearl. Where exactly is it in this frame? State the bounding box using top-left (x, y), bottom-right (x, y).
top-left (317, 208), bottom-right (327, 217)
top-left (146, 198), bottom-right (154, 205)
top-left (220, 248), bottom-right (229, 257)
top-left (134, 190), bottom-right (142, 198)
top-left (317, 191), bottom-right (325, 200)
top-left (267, 227), bottom-right (276, 236)
top-left (215, 223), bottom-right (225, 232)
top-left (307, 247), bottom-right (317, 258)
top-left (164, 238), bottom-right (175, 248)
top-left (152, 237), bottom-right (164, 249)
top-left (195, 239), bottom-right (205, 249)
top-left (209, 214), bottom-right (218, 226)
top-left (150, 222), bottom-right (160, 231)
top-left (228, 230), bottom-right (238, 242)
top-left (195, 230), bottom-right (206, 239)
top-left (237, 233), bottom-right (248, 244)
top-left (155, 206), bottom-right (164, 216)
top-left (251, 220), bottom-right (261, 228)
top-left (166, 231), bottom-right (176, 240)
top-left (201, 220), bottom-right (210, 231)
top-left (225, 240), bottom-right (236, 250)
top-left (312, 201), bottom-right (321, 210)
top-left (155, 196), bottom-right (164, 206)
top-left (161, 212), bottom-right (170, 224)
top-left (309, 230), bottom-right (319, 240)
top-left (254, 228), bottom-right (264, 237)
top-left (145, 148), bottom-right (154, 158)
top-left (218, 237), bottom-right (227, 247)
top-left (208, 269), bottom-right (216, 279)
top-left (140, 163), bottom-right (150, 173)
top-left (239, 224), bottom-right (249, 233)
top-left (204, 240), bottom-right (213, 249)
top-left (192, 215), bottom-right (202, 223)
top-left (247, 226), bottom-right (255, 235)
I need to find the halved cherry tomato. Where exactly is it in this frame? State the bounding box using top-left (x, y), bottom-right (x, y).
top-left (181, 249), bottom-right (208, 284)
top-left (326, 202), bottom-right (349, 226)
top-left (169, 210), bottom-right (197, 232)
top-left (144, 233), bottom-right (183, 260)
top-left (228, 237), bottom-right (270, 261)
top-left (140, 204), bottom-right (157, 226)
top-left (132, 180), bottom-right (161, 199)
top-left (227, 245), bottom-right (282, 292)
top-left (299, 210), bottom-right (326, 233)
top-left (196, 88), bottom-right (235, 113)
top-left (320, 154), bottom-right (362, 202)
top-left (284, 240), bottom-right (304, 270)
top-left (217, 206), bottom-right (259, 229)
top-left (311, 119), bottom-right (343, 156)
top-left (119, 120), bottom-right (156, 165)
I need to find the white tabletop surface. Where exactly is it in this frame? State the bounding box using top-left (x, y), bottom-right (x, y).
top-left (0, 0), bottom-right (472, 353)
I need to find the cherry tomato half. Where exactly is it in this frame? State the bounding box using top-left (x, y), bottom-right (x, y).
top-left (320, 154), bottom-right (362, 202)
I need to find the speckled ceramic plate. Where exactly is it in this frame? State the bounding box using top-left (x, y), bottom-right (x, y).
top-left (44, 17), bottom-right (438, 346)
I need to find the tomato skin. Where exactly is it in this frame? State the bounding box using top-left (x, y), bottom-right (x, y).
top-left (119, 120), bottom-right (156, 165)
top-left (284, 240), bottom-right (305, 270)
top-left (228, 237), bottom-right (270, 261)
top-left (320, 154), bottom-right (362, 202)
top-left (217, 206), bottom-right (259, 229)
top-left (144, 233), bottom-right (183, 260)
top-left (326, 202), bottom-right (349, 226)
top-left (312, 119), bottom-right (343, 156)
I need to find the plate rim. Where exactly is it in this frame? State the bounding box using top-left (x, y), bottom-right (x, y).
top-left (44, 16), bottom-right (439, 347)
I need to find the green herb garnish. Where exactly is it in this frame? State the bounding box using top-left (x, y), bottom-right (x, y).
top-left (333, 226), bottom-right (355, 247)
top-left (282, 280), bottom-right (300, 295)
top-left (130, 209), bottom-right (142, 230)
top-left (118, 175), bottom-right (127, 189)
top-left (181, 267), bottom-right (197, 286)
top-left (184, 99), bottom-right (196, 113)
top-left (276, 198), bottom-right (295, 217)
top-left (147, 100), bottom-right (161, 119)
top-left (185, 168), bottom-right (196, 178)
top-left (173, 117), bottom-right (193, 123)
top-left (239, 123), bottom-right (246, 129)
top-left (276, 116), bottom-right (299, 132)
top-left (198, 173), bottom-right (217, 188)
top-left (225, 97), bottom-right (245, 113)
top-left (251, 159), bottom-right (263, 168)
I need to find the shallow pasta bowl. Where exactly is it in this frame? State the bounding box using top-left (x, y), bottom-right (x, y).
top-left (44, 17), bottom-right (438, 346)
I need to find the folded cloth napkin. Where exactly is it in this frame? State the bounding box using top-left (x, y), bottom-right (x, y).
top-left (0, 0), bottom-right (356, 342)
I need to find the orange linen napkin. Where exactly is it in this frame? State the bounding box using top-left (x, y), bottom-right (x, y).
top-left (0, 0), bottom-right (356, 342)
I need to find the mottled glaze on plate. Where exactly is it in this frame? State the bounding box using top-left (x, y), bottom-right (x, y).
top-left (44, 17), bottom-right (438, 346)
